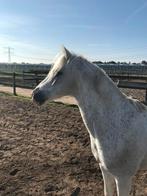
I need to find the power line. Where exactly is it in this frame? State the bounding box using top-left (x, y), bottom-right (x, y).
top-left (4, 47), bottom-right (14, 63)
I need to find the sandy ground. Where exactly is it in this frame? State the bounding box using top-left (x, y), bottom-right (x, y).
top-left (0, 87), bottom-right (147, 196)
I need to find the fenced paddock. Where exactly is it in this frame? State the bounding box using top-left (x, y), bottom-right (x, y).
top-left (0, 63), bottom-right (147, 195)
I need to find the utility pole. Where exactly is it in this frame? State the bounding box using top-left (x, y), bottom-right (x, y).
top-left (4, 47), bottom-right (14, 63)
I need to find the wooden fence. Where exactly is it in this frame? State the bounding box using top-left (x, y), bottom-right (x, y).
top-left (0, 71), bottom-right (46, 95)
top-left (0, 68), bottom-right (147, 102)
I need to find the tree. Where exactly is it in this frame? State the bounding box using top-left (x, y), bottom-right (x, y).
top-left (93, 61), bottom-right (103, 64)
top-left (107, 61), bottom-right (116, 64)
top-left (141, 60), bottom-right (147, 65)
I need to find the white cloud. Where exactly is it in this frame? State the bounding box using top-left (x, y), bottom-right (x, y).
top-left (125, 1), bottom-right (147, 23)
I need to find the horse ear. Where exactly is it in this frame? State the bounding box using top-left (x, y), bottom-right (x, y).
top-left (62, 46), bottom-right (71, 60)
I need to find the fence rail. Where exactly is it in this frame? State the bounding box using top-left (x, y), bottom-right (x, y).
top-left (0, 71), bottom-right (44, 98)
top-left (0, 67), bottom-right (147, 102)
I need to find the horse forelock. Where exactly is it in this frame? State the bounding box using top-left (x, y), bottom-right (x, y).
top-left (52, 50), bottom-right (76, 72)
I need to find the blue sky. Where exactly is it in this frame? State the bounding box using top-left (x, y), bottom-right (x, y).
top-left (0, 0), bottom-right (147, 63)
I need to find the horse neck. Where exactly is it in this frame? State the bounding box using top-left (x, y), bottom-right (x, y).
top-left (74, 65), bottom-right (126, 136)
top-left (75, 65), bottom-right (125, 109)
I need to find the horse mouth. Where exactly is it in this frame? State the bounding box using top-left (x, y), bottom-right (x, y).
top-left (32, 90), bottom-right (47, 105)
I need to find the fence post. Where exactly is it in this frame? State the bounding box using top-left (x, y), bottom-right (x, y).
top-left (13, 72), bottom-right (17, 95)
top-left (35, 73), bottom-right (39, 85)
top-left (145, 89), bottom-right (147, 104)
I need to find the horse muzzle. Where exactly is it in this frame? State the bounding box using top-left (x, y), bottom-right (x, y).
top-left (32, 88), bottom-right (47, 105)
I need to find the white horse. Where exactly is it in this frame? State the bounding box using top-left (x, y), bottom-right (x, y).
top-left (32, 47), bottom-right (147, 196)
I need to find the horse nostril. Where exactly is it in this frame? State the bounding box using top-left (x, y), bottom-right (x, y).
top-left (32, 88), bottom-right (46, 105)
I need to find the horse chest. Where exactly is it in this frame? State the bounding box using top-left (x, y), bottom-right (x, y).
top-left (89, 131), bottom-right (129, 174)
top-left (90, 134), bottom-right (114, 166)
top-left (79, 105), bottom-right (134, 170)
